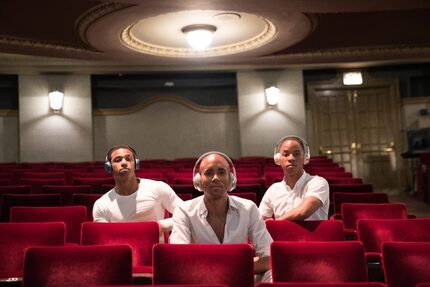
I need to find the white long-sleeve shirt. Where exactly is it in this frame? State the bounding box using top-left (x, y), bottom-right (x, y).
top-left (170, 195), bottom-right (272, 258)
top-left (93, 178), bottom-right (182, 231)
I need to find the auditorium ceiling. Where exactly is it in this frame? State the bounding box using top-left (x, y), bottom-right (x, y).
top-left (0, 0), bottom-right (430, 72)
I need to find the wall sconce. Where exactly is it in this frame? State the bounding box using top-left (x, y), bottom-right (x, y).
top-left (48, 90), bottom-right (64, 112)
top-left (265, 85), bottom-right (280, 106)
top-left (181, 24), bottom-right (217, 50)
top-left (343, 72), bottom-right (363, 85)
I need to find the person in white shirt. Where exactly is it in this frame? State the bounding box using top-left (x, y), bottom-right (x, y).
top-left (259, 135), bottom-right (329, 220)
top-left (170, 151), bottom-right (272, 282)
top-left (93, 144), bottom-right (183, 235)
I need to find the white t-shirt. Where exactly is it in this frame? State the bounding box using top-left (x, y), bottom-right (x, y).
top-left (259, 171), bottom-right (329, 220)
top-left (170, 195), bottom-right (273, 258)
top-left (93, 178), bottom-right (182, 230)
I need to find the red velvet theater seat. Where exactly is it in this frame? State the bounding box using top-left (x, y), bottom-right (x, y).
top-left (72, 193), bottom-right (102, 221)
top-left (230, 192), bottom-right (258, 204)
top-left (81, 221), bottom-right (159, 278)
top-left (18, 178), bottom-right (65, 193)
top-left (0, 185), bottom-right (31, 208)
top-left (333, 192), bottom-right (389, 214)
top-left (10, 206), bottom-right (87, 244)
top-left (271, 241), bottom-right (368, 282)
top-left (0, 222), bottom-right (65, 282)
top-left (22, 245), bottom-right (133, 287)
top-left (382, 242), bottom-right (430, 287)
top-left (0, 193), bottom-right (62, 222)
top-left (73, 177), bottom-right (115, 194)
top-left (266, 220), bottom-right (344, 242)
top-left (42, 185), bottom-right (92, 205)
top-left (153, 243), bottom-right (254, 287)
top-left (257, 283), bottom-right (385, 287)
top-left (341, 203), bottom-right (408, 239)
top-left (329, 184), bottom-right (374, 194)
top-left (357, 218), bottom-right (430, 263)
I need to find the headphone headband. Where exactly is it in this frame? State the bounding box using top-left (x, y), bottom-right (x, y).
top-left (274, 135), bottom-right (310, 165)
top-left (192, 151), bottom-right (237, 192)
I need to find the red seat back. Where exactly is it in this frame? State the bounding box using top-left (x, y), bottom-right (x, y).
top-left (10, 206), bottom-right (87, 244)
top-left (81, 221), bottom-right (159, 269)
top-left (266, 220), bottom-right (344, 241)
top-left (357, 218), bottom-right (430, 253)
top-left (257, 283), bottom-right (385, 287)
top-left (271, 241), bottom-right (367, 282)
top-left (341, 203), bottom-right (408, 230)
top-left (42, 185), bottom-right (92, 205)
top-left (72, 193), bottom-right (102, 221)
top-left (333, 192), bottom-right (389, 214)
top-left (18, 178), bottom-right (65, 193)
top-left (0, 222), bottom-right (65, 280)
top-left (22, 245), bottom-right (132, 287)
top-left (1, 193), bottom-right (62, 222)
top-left (382, 242), bottom-right (430, 287)
top-left (73, 177), bottom-right (115, 193)
top-left (153, 244), bottom-right (254, 287)
top-left (230, 192), bottom-right (257, 204)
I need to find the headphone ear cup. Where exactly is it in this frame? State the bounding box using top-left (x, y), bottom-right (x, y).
top-left (304, 145), bottom-right (310, 165)
top-left (104, 161), bottom-right (112, 173)
top-left (229, 172), bottom-right (237, 192)
top-left (193, 173), bottom-right (202, 192)
top-left (274, 153), bottom-right (281, 165)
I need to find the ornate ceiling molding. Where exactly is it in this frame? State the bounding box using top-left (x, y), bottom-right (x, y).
top-left (120, 16), bottom-right (277, 58)
top-left (271, 45), bottom-right (430, 58)
top-left (0, 35), bottom-right (90, 52)
top-left (0, 109), bottom-right (18, 117)
top-left (93, 95), bottom-right (237, 116)
top-left (75, 1), bottom-right (135, 48)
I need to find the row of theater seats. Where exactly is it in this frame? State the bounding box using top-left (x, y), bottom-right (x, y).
top-left (0, 201), bottom-right (418, 242)
top-left (0, 155), bottom-right (362, 187)
top-left (0, 174), bottom-right (402, 220)
top-left (0, 154), bottom-right (374, 212)
top-left (1, 220), bottom-right (430, 287)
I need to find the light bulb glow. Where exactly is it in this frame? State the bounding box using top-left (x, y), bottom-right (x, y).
top-left (343, 72), bottom-right (363, 85)
top-left (182, 24), bottom-right (217, 50)
top-left (48, 91), bottom-right (64, 111)
top-left (265, 86), bottom-right (280, 106)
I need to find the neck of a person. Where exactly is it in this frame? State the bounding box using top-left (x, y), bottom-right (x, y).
top-left (284, 169), bottom-right (304, 189)
top-left (204, 195), bottom-right (229, 219)
top-left (114, 174), bottom-right (139, 196)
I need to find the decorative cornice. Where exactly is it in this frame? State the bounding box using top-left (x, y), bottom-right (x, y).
top-left (402, 96), bottom-right (430, 105)
top-left (93, 95), bottom-right (237, 116)
top-left (75, 2), bottom-right (134, 47)
top-left (270, 45), bottom-right (430, 59)
top-left (0, 35), bottom-right (89, 52)
top-left (0, 109), bottom-right (18, 117)
top-left (120, 18), bottom-right (277, 58)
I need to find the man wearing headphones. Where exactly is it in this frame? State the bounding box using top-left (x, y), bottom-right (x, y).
top-left (259, 136), bottom-right (329, 220)
top-left (92, 144), bottom-right (183, 236)
top-left (170, 151), bottom-right (272, 282)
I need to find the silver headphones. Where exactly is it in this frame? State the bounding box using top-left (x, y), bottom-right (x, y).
top-left (104, 145), bottom-right (140, 173)
top-left (273, 135), bottom-right (310, 165)
top-left (192, 151), bottom-right (237, 192)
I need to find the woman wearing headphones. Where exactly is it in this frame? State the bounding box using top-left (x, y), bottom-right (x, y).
top-left (170, 151), bottom-right (272, 282)
top-left (259, 136), bottom-right (329, 220)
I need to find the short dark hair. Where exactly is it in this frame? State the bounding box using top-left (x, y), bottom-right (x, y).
top-left (106, 144), bottom-right (137, 163)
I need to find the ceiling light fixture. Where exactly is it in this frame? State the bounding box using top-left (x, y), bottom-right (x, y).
top-left (181, 24), bottom-right (217, 50)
